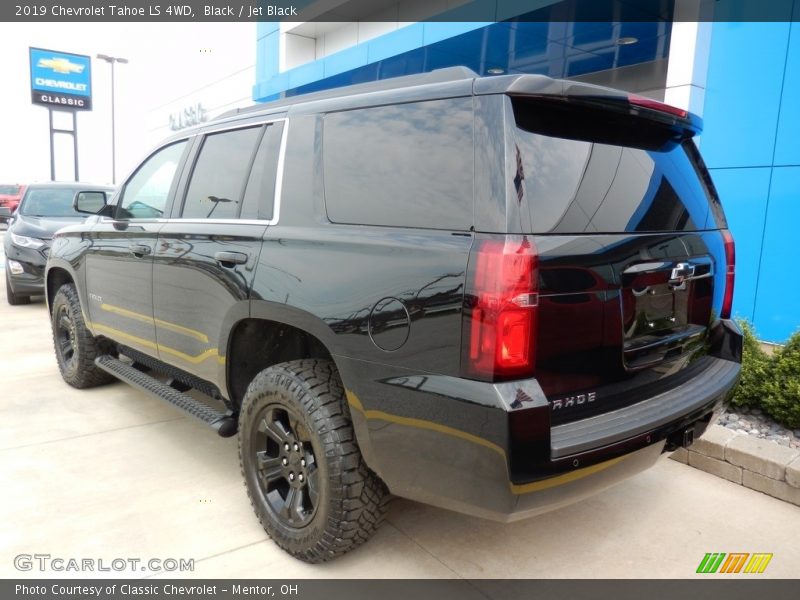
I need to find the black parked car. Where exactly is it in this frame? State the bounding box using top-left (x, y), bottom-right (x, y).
top-left (44, 68), bottom-right (742, 562)
top-left (3, 182), bottom-right (113, 305)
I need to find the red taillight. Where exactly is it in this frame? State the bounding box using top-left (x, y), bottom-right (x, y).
top-left (628, 94), bottom-right (689, 119)
top-left (721, 229), bottom-right (735, 320)
top-left (463, 236), bottom-right (538, 380)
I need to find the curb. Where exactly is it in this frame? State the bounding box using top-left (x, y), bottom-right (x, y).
top-left (670, 424), bottom-right (800, 506)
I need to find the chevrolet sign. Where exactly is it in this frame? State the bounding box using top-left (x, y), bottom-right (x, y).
top-left (29, 47), bottom-right (92, 110)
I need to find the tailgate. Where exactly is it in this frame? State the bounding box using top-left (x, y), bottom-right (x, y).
top-left (506, 91), bottom-right (731, 425)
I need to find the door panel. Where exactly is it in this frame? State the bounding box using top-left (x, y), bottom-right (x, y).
top-left (152, 223), bottom-right (267, 385)
top-left (152, 123), bottom-right (283, 390)
top-left (84, 140), bottom-right (190, 357)
top-left (85, 221), bottom-right (163, 355)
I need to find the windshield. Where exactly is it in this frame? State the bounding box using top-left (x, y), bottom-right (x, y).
top-left (19, 188), bottom-right (91, 217)
top-left (0, 185), bottom-right (20, 195)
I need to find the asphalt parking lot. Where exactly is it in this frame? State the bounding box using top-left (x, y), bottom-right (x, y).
top-left (1, 228), bottom-right (799, 579)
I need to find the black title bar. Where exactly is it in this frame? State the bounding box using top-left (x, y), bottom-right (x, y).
top-left (4, 580), bottom-right (800, 600)
top-left (3, 0), bottom-right (800, 23)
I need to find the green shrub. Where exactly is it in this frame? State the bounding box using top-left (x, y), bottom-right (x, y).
top-left (759, 333), bottom-right (800, 429)
top-left (731, 321), bottom-right (771, 409)
top-left (731, 321), bottom-right (800, 430)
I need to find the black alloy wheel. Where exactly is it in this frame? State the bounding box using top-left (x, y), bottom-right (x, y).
top-left (54, 303), bottom-right (78, 370)
top-left (252, 405), bottom-right (321, 528)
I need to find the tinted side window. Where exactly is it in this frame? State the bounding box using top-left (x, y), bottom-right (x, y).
top-left (240, 121), bottom-right (284, 221)
top-left (118, 141), bottom-right (187, 219)
top-left (181, 127), bottom-right (263, 219)
top-left (324, 98), bottom-right (473, 230)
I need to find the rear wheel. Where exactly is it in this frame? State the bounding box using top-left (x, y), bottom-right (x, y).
top-left (51, 283), bottom-right (115, 388)
top-left (5, 271), bottom-right (30, 305)
top-left (239, 359), bottom-right (389, 563)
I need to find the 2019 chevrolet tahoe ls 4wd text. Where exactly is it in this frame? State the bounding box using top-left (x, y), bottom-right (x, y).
top-left (45, 68), bottom-right (742, 563)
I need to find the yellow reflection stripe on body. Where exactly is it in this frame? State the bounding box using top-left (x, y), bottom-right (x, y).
top-left (508, 456), bottom-right (626, 494)
top-left (346, 390), bottom-right (506, 458)
top-left (344, 390), bottom-right (628, 496)
top-left (90, 322), bottom-right (225, 365)
top-left (159, 345), bottom-right (226, 365)
top-left (92, 323), bottom-right (158, 351)
top-left (100, 303), bottom-right (210, 344)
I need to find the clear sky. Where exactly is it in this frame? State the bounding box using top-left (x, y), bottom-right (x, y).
top-left (0, 22), bottom-right (256, 186)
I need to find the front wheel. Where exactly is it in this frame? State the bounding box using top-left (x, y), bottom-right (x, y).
top-left (239, 359), bottom-right (389, 563)
top-left (51, 283), bottom-right (115, 388)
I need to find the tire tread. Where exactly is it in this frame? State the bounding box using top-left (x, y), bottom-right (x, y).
top-left (51, 283), bottom-right (115, 388)
top-left (238, 358), bottom-right (389, 563)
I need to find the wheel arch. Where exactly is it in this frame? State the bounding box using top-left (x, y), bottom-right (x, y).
top-left (225, 300), bottom-right (344, 408)
top-left (45, 262), bottom-right (79, 313)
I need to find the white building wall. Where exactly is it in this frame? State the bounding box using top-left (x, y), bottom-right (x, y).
top-left (664, 0), bottom-right (713, 117)
top-left (144, 64), bottom-right (256, 146)
top-left (278, 0), bottom-right (472, 71)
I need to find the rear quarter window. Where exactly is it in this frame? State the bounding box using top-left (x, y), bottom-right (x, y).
top-left (181, 126), bottom-right (263, 219)
top-left (323, 98), bottom-right (474, 230)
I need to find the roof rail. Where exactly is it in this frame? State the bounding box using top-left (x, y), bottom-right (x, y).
top-left (214, 66), bottom-right (479, 121)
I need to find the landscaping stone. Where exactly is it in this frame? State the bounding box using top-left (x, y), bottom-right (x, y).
top-left (725, 435), bottom-right (800, 481)
top-left (691, 425), bottom-right (738, 460)
top-left (669, 447), bottom-right (689, 464)
top-left (688, 452), bottom-right (743, 484)
top-left (743, 471), bottom-right (800, 506)
top-left (786, 458), bottom-right (800, 489)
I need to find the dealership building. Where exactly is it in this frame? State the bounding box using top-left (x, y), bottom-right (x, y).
top-left (243, 0), bottom-right (799, 342)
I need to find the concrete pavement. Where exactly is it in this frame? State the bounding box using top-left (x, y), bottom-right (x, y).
top-left (1, 229), bottom-right (799, 579)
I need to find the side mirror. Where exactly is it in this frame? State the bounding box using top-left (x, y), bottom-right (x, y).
top-left (0, 207), bottom-right (11, 219)
top-left (73, 191), bottom-right (108, 215)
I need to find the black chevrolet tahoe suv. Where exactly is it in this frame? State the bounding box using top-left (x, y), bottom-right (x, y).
top-left (45, 67), bottom-right (742, 562)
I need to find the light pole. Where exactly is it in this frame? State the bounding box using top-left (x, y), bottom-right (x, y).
top-left (96, 54), bottom-right (128, 184)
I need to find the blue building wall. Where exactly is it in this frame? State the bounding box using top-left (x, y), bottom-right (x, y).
top-left (254, 18), bottom-right (671, 101)
top-left (702, 4), bottom-right (800, 342)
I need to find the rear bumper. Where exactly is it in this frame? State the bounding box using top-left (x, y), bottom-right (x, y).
top-left (550, 357), bottom-right (739, 458)
top-left (341, 320), bottom-right (741, 521)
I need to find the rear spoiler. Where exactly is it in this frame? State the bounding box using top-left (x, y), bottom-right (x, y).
top-left (474, 74), bottom-right (702, 135)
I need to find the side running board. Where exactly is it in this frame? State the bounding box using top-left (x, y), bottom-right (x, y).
top-left (95, 355), bottom-right (237, 437)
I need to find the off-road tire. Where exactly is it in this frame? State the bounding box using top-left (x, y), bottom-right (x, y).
top-left (5, 271), bottom-right (30, 305)
top-left (239, 358), bottom-right (389, 563)
top-left (51, 283), bottom-right (115, 388)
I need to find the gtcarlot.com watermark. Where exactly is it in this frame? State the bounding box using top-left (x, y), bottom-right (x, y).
top-left (14, 553), bottom-right (194, 573)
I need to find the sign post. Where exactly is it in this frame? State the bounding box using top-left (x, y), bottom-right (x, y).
top-left (29, 47), bottom-right (93, 181)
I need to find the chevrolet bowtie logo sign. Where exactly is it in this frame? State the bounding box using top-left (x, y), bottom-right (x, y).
top-left (37, 57), bottom-right (85, 75)
top-left (696, 552), bottom-right (773, 574)
top-left (29, 47), bottom-right (92, 111)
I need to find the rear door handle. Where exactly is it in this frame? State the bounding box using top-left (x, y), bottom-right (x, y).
top-left (129, 243), bottom-right (151, 257)
top-left (214, 251), bottom-right (248, 267)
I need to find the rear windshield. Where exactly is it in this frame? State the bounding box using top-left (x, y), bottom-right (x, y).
top-left (511, 97), bottom-right (726, 234)
top-left (0, 185), bottom-right (20, 195)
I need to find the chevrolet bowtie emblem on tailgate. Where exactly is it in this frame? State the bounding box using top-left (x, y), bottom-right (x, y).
top-left (669, 262), bottom-right (696, 286)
